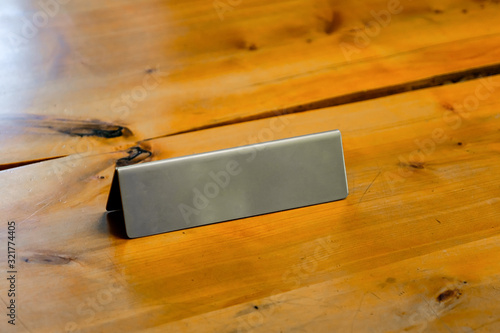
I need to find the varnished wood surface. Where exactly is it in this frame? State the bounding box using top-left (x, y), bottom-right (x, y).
top-left (1, 71), bottom-right (499, 332)
top-left (2, 0), bottom-right (500, 332)
top-left (2, 0), bottom-right (500, 166)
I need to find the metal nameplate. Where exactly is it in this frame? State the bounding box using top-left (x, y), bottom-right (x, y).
top-left (106, 130), bottom-right (348, 238)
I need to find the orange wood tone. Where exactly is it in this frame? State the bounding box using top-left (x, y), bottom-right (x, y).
top-left (1, 73), bottom-right (499, 332)
top-left (1, 0), bottom-right (500, 165)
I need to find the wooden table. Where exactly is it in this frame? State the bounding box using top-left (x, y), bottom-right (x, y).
top-left (1, 0), bottom-right (499, 332)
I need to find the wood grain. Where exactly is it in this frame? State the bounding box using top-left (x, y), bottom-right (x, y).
top-left (1, 74), bottom-right (499, 332)
top-left (2, 0), bottom-right (500, 165)
top-left (160, 234), bottom-right (500, 333)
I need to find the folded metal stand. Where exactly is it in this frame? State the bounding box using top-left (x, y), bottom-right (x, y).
top-left (106, 130), bottom-right (348, 238)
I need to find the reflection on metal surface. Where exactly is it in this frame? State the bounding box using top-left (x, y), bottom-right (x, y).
top-left (106, 130), bottom-right (348, 238)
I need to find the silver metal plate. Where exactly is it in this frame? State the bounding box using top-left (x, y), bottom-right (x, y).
top-left (106, 130), bottom-right (348, 238)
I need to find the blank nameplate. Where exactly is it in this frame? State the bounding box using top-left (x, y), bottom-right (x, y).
top-left (106, 130), bottom-right (348, 238)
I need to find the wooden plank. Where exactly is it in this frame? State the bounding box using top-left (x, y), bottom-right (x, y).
top-left (2, 0), bottom-right (500, 165)
top-left (1, 74), bottom-right (499, 332)
top-left (160, 234), bottom-right (500, 333)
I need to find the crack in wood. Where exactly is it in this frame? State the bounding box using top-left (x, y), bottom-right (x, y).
top-left (2, 63), bottom-right (500, 171)
top-left (144, 63), bottom-right (500, 142)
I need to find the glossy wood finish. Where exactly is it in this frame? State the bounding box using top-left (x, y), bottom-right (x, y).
top-left (2, 73), bottom-right (500, 332)
top-left (1, 0), bottom-right (500, 165)
top-left (1, 1), bottom-right (500, 332)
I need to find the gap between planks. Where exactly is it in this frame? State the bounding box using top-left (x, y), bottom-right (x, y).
top-left (2, 62), bottom-right (500, 172)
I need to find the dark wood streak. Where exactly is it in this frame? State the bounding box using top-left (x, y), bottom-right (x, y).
top-left (437, 288), bottom-right (462, 302)
top-left (324, 11), bottom-right (342, 35)
top-left (3, 115), bottom-right (133, 138)
top-left (142, 63), bottom-right (500, 144)
top-left (44, 119), bottom-right (132, 138)
top-left (23, 254), bottom-right (75, 265)
top-left (116, 146), bottom-right (153, 166)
